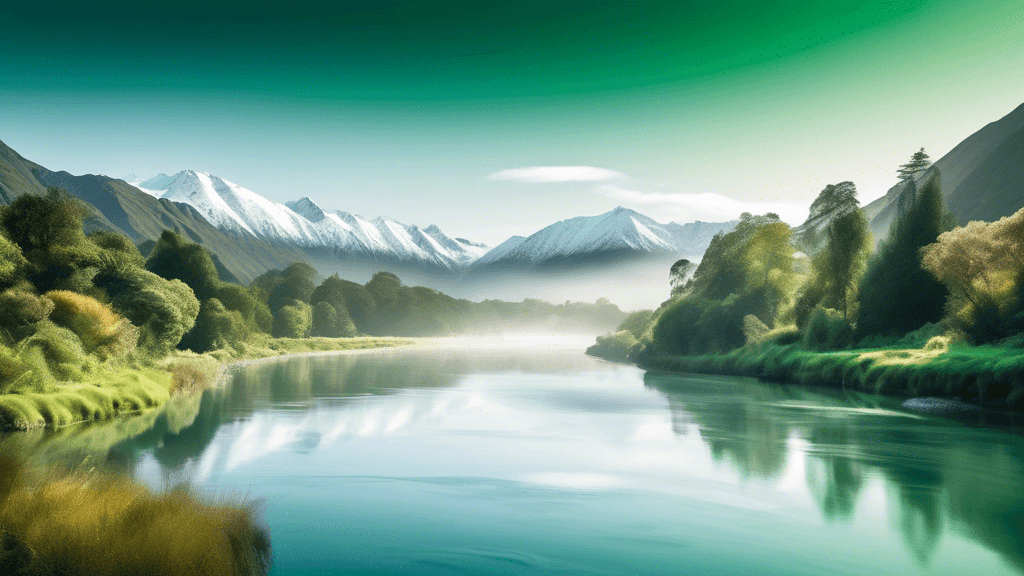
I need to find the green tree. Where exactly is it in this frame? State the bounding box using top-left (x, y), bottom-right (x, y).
top-left (144, 230), bottom-right (220, 300)
top-left (311, 274), bottom-right (358, 336)
top-left (179, 298), bottom-right (245, 353)
top-left (796, 208), bottom-right (871, 324)
top-left (669, 259), bottom-right (695, 294)
top-left (267, 263), bottom-right (318, 312)
top-left (897, 148), bottom-right (931, 181)
top-left (272, 300), bottom-right (312, 338)
top-left (856, 171), bottom-right (949, 338)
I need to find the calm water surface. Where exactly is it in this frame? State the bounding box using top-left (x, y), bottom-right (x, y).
top-left (7, 337), bottom-right (1024, 575)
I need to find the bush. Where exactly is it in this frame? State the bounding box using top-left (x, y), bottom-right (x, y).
top-left (743, 314), bottom-right (771, 345)
top-left (0, 232), bottom-right (27, 289)
top-left (586, 330), bottom-right (638, 362)
top-left (617, 310), bottom-right (654, 339)
top-left (45, 290), bottom-right (137, 359)
top-left (272, 301), bottom-right (312, 339)
top-left (179, 299), bottom-right (246, 353)
top-left (19, 321), bottom-right (94, 382)
top-left (99, 268), bottom-right (200, 354)
top-left (0, 290), bottom-right (54, 338)
top-left (802, 307), bottom-right (853, 351)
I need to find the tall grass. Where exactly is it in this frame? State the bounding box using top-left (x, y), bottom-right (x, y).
top-left (639, 341), bottom-right (1024, 408)
top-left (0, 452), bottom-right (271, 576)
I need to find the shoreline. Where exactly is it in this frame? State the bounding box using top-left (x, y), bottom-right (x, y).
top-left (0, 337), bottom-right (415, 432)
top-left (632, 342), bottom-right (1024, 411)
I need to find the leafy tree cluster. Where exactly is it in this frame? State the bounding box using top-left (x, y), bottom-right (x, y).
top-left (632, 151), bottom-right (1016, 361)
top-left (0, 190), bottom-right (200, 391)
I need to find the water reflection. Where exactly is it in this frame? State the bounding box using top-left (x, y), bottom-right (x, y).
top-left (646, 371), bottom-right (1024, 571)
top-left (3, 346), bottom-right (1024, 575)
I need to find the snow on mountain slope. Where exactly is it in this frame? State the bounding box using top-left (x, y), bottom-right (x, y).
top-left (130, 172), bottom-right (487, 269)
top-left (474, 207), bottom-right (733, 268)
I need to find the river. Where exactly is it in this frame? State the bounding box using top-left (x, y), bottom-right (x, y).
top-left (5, 336), bottom-right (1024, 575)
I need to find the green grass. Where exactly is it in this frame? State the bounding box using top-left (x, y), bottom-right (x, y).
top-left (639, 341), bottom-right (1024, 408)
top-left (0, 368), bottom-right (170, 431)
top-left (0, 451), bottom-right (271, 576)
top-left (0, 336), bottom-right (412, 431)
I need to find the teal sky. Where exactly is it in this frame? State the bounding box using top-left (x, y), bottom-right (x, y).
top-left (2, 1), bottom-right (1022, 244)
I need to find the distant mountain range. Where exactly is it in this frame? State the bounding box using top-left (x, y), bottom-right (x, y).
top-left (0, 137), bottom-right (735, 301)
top-left (128, 171), bottom-right (487, 270)
top-left (864, 101), bottom-right (1024, 240)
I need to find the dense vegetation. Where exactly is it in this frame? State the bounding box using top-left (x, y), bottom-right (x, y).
top-left (591, 157), bottom-right (1024, 407)
top-left (0, 188), bottom-right (624, 429)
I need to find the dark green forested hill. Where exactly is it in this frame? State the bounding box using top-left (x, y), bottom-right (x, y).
top-left (0, 138), bottom-right (307, 283)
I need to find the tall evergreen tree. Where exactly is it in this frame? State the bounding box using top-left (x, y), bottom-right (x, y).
top-left (897, 148), bottom-right (931, 181)
top-left (856, 169), bottom-right (949, 338)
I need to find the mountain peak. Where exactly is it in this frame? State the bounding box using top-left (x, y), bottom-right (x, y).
top-left (285, 197), bottom-right (327, 222)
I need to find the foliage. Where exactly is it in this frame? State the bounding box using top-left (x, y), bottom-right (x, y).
top-left (802, 307), bottom-right (853, 351)
top-left (18, 321), bottom-right (95, 384)
top-left (743, 314), bottom-right (771, 345)
top-left (0, 290), bottom-right (54, 339)
top-left (145, 230), bottom-right (221, 301)
top-left (617, 310), bottom-right (654, 339)
top-left (796, 207), bottom-right (871, 325)
top-left (650, 214), bottom-right (795, 356)
top-left (272, 300), bottom-right (313, 339)
top-left (921, 206), bottom-right (1024, 343)
top-left (97, 268), bottom-right (200, 354)
top-left (585, 330), bottom-right (638, 362)
top-left (0, 452), bottom-right (272, 575)
top-left (45, 291), bottom-right (137, 359)
top-left (254, 263), bottom-right (318, 314)
top-left (0, 230), bottom-right (27, 290)
top-left (0, 188), bottom-right (101, 293)
top-left (856, 172), bottom-right (950, 338)
top-left (179, 299), bottom-right (246, 353)
top-left (669, 259), bottom-right (694, 295)
top-left (310, 274), bottom-right (358, 336)
top-left (897, 147), bottom-right (931, 181)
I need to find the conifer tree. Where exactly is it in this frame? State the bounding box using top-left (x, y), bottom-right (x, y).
top-left (897, 148), bottom-right (931, 181)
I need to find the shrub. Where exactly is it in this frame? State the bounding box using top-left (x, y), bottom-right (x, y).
top-left (586, 330), bottom-right (638, 362)
top-left (19, 321), bottom-right (94, 382)
top-left (100, 269), bottom-right (200, 354)
top-left (802, 307), bottom-right (853, 351)
top-left (45, 290), bottom-right (137, 359)
top-left (742, 314), bottom-right (771, 345)
top-left (0, 290), bottom-right (54, 338)
top-left (179, 299), bottom-right (246, 353)
top-left (0, 231), bottom-right (27, 289)
top-left (617, 310), bottom-right (654, 339)
top-left (272, 301), bottom-right (312, 339)
top-left (145, 230), bottom-right (221, 300)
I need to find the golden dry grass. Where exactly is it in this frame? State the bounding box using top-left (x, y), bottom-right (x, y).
top-left (0, 452), bottom-right (271, 576)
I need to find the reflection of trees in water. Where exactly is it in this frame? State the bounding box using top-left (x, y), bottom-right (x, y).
top-left (804, 422), bottom-right (864, 520)
top-left (645, 371), bottom-right (1024, 571)
top-left (645, 373), bottom-right (791, 479)
top-left (14, 349), bottom-right (575, 479)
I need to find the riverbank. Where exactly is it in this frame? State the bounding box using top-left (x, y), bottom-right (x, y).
top-left (0, 336), bottom-right (412, 431)
top-left (635, 341), bottom-right (1024, 409)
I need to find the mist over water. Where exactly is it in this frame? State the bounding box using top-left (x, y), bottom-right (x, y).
top-left (5, 339), bottom-right (1024, 575)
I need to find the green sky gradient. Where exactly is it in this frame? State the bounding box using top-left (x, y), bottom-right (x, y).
top-left (1, 1), bottom-right (1022, 243)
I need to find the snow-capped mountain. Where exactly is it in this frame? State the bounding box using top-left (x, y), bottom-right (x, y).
top-left (471, 207), bottom-right (735, 269)
top-left (130, 170), bottom-right (487, 270)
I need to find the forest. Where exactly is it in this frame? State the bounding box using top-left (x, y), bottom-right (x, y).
top-left (589, 158), bottom-right (1024, 407)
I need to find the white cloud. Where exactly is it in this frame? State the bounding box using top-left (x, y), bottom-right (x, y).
top-left (597, 184), bottom-right (808, 225)
top-left (488, 166), bottom-right (626, 183)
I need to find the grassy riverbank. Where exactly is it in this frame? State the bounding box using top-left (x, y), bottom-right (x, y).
top-left (637, 340), bottom-right (1024, 408)
top-left (0, 336), bottom-right (410, 431)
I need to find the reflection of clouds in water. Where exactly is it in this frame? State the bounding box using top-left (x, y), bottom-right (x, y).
top-left (521, 473), bottom-right (623, 490)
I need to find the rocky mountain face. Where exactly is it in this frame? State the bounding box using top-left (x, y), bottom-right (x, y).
top-left (865, 101), bottom-right (1024, 240)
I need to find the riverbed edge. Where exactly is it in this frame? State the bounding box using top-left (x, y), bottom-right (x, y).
top-left (0, 337), bottom-right (416, 432)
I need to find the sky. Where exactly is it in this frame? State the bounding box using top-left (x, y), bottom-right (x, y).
top-left (1, 0), bottom-right (1022, 245)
